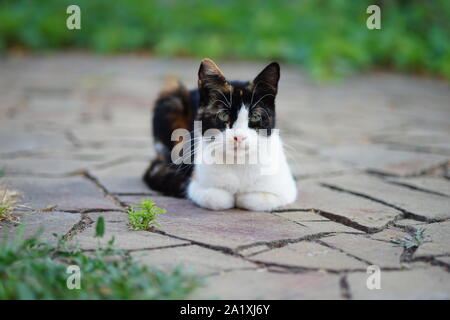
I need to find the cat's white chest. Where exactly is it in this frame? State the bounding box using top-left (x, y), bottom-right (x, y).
top-left (187, 138), bottom-right (297, 211)
top-left (194, 163), bottom-right (261, 193)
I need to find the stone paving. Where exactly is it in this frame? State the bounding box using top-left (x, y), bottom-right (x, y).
top-left (1, 53), bottom-right (450, 299)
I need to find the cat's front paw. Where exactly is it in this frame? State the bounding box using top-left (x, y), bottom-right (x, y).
top-left (236, 192), bottom-right (285, 212)
top-left (188, 183), bottom-right (234, 211)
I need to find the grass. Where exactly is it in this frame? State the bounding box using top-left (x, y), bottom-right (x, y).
top-left (0, 0), bottom-right (449, 80)
top-left (0, 185), bottom-right (21, 225)
top-left (127, 200), bottom-right (166, 231)
top-left (391, 227), bottom-right (431, 249)
top-left (0, 218), bottom-right (201, 299)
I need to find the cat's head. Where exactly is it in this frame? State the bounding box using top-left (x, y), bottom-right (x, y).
top-left (196, 58), bottom-right (280, 159)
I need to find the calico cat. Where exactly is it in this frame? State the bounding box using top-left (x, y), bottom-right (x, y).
top-left (143, 59), bottom-right (297, 211)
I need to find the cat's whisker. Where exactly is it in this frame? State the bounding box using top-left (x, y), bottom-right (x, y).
top-left (179, 136), bottom-right (203, 146)
top-left (211, 99), bottom-right (231, 109)
top-left (250, 81), bottom-right (260, 106)
top-left (211, 88), bottom-right (231, 107)
top-left (254, 106), bottom-right (271, 119)
top-left (250, 93), bottom-right (275, 110)
top-left (173, 147), bottom-right (201, 168)
top-left (280, 141), bottom-right (304, 165)
top-left (214, 108), bottom-right (229, 122)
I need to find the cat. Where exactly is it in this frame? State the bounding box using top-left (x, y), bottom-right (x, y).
top-left (143, 58), bottom-right (297, 211)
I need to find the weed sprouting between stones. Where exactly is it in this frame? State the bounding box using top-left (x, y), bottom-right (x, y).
top-left (391, 227), bottom-right (431, 249)
top-left (127, 200), bottom-right (166, 231)
top-left (0, 218), bottom-right (201, 299)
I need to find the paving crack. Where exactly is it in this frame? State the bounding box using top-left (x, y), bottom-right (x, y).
top-left (150, 229), bottom-right (236, 255)
top-left (315, 239), bottom-right (373, 266)
top-left (320, 182), bottom-right (440, 223)
top-left (64, 130), bottom-right (82, 148)
top-left (273, 207), bottom-right (384, 233)
top-left (371, 140), bottom-right (450, 156)
top-left (412, 256), bottom-right (450, 273)
top-left (81, 170), bottom-right (127, 209)
top-left (60, 208), bottom-right (124, 214)
top-left (91, 156), bottom-right (134, 171)
top-left (293, 170), bottom-right (356, 180)
top-left (245, 260), bottom-right (369, 274)
top-left (112, 192), bottom-right (158, 197)
top-left (235, 232), bottom-right (335, 253)
top-left (339, 274), bottom-right (352, 299)
top-left (365, 159), bottom-right (450, 178)
top-left (148, 228), bottom-right (344, 273)
top-left (80, 242), bottom-right (193, 253)
top-left (385, 180), bottom-right (449, 198)
top-left (63, 214), bottom-right (93, 240)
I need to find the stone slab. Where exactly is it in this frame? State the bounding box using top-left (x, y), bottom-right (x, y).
top-left (286, 153), bottom-right (354, 178)
top-left (0, 130), bottom-right (72, 155)
top-left (0, 211), bottom-right (80, 243)
top-left (1, 157), bottom-right (104, 176)
top-left (436, 257), bottom-right (450, 266)
top-left (3, 176), bottom-right (120, 211)
top-left (388, 176), bottom-right (450, 197)
top-left (321, 234), bottom-right (403, 268)
top-left (144, 196), bottom-right (316, 250)
top-left (347, 267), bottom-right (450, 299)
top-left (250, 241), bottom-right (367, 271)
top-left (394, 219), bottom-right (428, 228)
top-left (191, 270), bottom-right (343, 300)
top-left (90, 160), bottom-right (153, 194)
top-left (370, 228), bottom-right (410, 242)
top-left (320, 145), bottom-right (448, 176)
top-left (131, 245), bottom-right (256, 276)
top-left (321, 174), bottom-right (450, 221)
top-left (72, 211), bottom-right (187, 250)
top-left (70, 125), bottom-right (151, 148)
top-left (414, 221), bottom-right (450, 257)
top-left (274, 210), bottom-right (365, 234)
top-left (281, 182), bottom-right (401, 232)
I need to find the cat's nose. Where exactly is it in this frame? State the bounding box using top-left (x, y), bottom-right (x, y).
top-left (234, 135), bottom-right (247, 143)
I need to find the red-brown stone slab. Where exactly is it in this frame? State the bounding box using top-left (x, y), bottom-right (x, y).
top-left (139, 196), bottom-right (319, 250)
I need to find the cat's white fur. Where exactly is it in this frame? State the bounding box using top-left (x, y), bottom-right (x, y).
top-left (187, 105), bottom-right (297, 211)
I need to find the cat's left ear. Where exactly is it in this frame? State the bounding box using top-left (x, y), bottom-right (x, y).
top-left (253, 62), bottom-right (280, 94)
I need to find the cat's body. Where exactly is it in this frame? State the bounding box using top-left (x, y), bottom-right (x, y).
top-left (144, 59), bottom-right (297, 211)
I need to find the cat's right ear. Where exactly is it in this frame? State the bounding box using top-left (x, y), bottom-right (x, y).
top-left (253, 62), bottom-right (280, 94)
top-left (198, 58), bottom-right (227, 90)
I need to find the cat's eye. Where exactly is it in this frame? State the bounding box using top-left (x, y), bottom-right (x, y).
top-left (218, 112), bottom-right (230, 122)
top-left (250, 113), bottom-right (262, 122)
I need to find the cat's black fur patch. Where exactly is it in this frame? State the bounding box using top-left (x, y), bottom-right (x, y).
top-left (143, 59), bottom-right (280, 197)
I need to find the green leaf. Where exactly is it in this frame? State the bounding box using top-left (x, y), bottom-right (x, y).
top-left (95, 216), bottom-right (105, 238)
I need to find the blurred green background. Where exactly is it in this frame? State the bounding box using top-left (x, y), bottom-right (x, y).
top-left (0, 0), bottom-right (449, 80)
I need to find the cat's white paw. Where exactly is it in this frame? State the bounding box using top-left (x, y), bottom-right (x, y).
top-left (236, 192), bottom-right (284, 212)
top-left (188, 183), bottom-right (234, 211)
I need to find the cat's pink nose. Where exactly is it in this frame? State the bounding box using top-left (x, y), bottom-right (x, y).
top-left (234, 135), bottom-right (246, 143)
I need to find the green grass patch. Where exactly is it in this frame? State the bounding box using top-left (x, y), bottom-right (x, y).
top-left (392, 227), bottom-right (431, 249)
top-left (127, 200), bottom-right (166, 231)
top-left (0, 0), bottom-right (449, 80)
top-left (0, 219), bottom-right (201, 299)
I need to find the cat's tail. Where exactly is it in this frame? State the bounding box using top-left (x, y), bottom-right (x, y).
top-left (143, 77), bottom-right (194, 198)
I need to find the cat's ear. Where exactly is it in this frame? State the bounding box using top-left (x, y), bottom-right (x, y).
top-left (198, 58), bottom-right (227, 90)
top-left (253, 62), bottom-right (280, 94)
